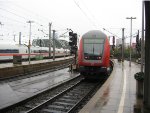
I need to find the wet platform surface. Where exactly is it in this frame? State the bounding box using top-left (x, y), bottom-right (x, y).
top-left (79, 59), bottom-right (141, 113)
top-left (0, 67), bottom-right (79, 109)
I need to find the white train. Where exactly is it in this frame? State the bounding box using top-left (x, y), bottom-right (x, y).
top-left (0, 43), bottom-right (69, 61)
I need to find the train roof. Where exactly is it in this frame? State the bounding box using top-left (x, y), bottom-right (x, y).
top-left (82, 30), bottom-right (107, 39)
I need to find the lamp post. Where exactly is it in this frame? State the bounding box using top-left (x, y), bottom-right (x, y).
top-left (126, 17), bottom-right (136, 67)
top-left (49, 23), bottom-right (52, 58)
top-left (53, 30), bottom-right (55, 61)
top-left (0, 22), bottom-right (4, 36)
top-left (141, 1), bottom-right (144, 72)
top-left (122, 28), bottom-right (125, 62)
top-left (27, 20), bottom-right (34, 64)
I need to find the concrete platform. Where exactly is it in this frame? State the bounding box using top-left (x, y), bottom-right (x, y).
top-left (0, 67), bottom-right (79, 110)
top-left (0, 56), bottom-right (73, 79)
top-left (0, 56), bottom-right (73, 69)
top-left (79, 60), bottom-right (142, 113)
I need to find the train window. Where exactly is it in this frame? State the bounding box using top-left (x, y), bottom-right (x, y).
top-left (84, 39), bottom-right (104, 44)
top-left (83, 38), bottom-right (104, 60)
top-left (0, 49), bottom-right (19, 53)
top-left (33, 50), bottom-right (40, 53)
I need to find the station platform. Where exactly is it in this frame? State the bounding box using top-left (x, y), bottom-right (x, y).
top-left (79, 59), bottom-right (142, 113)
top-left (0, 56), bottom-right (73, 79)
top-left (0, 67), bottom-right (79, 110)
top-left (0, 56), bottom-right (73, 69)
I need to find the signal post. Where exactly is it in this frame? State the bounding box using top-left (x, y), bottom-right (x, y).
top-left (69, 31), bottom-right (78, 71)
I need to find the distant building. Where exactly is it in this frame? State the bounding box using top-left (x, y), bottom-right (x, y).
top-left (116, 38), bottom-right (136, 49)
top-left (116, 38), bottom-right (122, 46)
top-left (132, 43), bottom-right (136, 49)
top-left (125, 43), bottom-right (130, 48)
top-left (32, 38), bottom-right (69, 49)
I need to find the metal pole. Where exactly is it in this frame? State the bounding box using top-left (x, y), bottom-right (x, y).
top-left (0, 22), bottom-right (4, 37)
top-left (126, 17), bottom-right (136, 66)
top-left (130, 19), bottom-right (132, 66)
top-left (19, 32), bottom-right (21, 45)
top-left (49, 23), bottom-right (52, 58)
top-left (144, 1), bottom-right (150, 113)
top-left (141, 1), bottom-right (144, 72)
top-left (53, 30), bottom-right (55, 60)
top-left (13, 34), bottom-right (16, 42)
top-left (122, 28), bottom-right (125, 62)
top-left (29, 22), bottom-right (31, 64)
top-left (0, 22), bottom-right (4, 28)
top-left (27, 20), bottom-right (34, 64)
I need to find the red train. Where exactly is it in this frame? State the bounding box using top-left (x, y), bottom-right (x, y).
top-left (78, 30), bottom-right (110, 78)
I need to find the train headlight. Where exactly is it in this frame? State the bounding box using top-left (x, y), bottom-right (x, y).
top-left (84, 56), bottom-right (88, 59)
top-left (97, 56), bottom-right (101, 60)
top-left (84, 56), bottom-right (90, 59)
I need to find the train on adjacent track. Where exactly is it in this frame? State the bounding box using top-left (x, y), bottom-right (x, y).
top-left (0, 44), bottom-right (69, 62)
top-left (78, 30), bottom-right (110, 79)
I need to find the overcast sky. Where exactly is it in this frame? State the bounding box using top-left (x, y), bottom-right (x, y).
top-left (0, 0), bottom-right (143, 43)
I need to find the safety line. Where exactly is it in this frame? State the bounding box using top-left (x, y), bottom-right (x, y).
top-left (117, 68), bottom-right (127, 113)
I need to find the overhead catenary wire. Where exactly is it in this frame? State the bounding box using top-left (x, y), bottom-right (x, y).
top-left (103, 27), bottom-right (143, 41)
top-left (6, 2), bottom-right (69, 31)
top-left (73, 0), bottom-right (141, 41)
top-left (0, 2), bottom-right (71, 38)
top-left (125, 29), bottom-right (144, 39)
top-left (0, 1), bottom-right (75, 42)
top-left (1, 2), bottom-right (51, 26)
top-left (0, 7), bottom-right (49, 30)
top-left (0, 8), bottom-right (28, 21)
top-left (10, 2), bottom-right (52, 23)
top-left (103, 28), bottom-right (121, 39)
top-left (0, 14), bottom-right (27, 25)
top-left (0, 8), bottom-right (48, 36)
top-left (73, 0), bottom-right (97, 29)
top-left (80, 0), bottom-right (101, 28)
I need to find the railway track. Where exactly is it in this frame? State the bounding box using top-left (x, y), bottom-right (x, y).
top-left (25, 80), bottom-right (100, 113)
top-left (2, 76), bottom-right (103, 113)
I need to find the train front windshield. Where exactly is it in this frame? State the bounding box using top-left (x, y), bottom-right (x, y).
top-left (83, 38), bottom-right (104, 60)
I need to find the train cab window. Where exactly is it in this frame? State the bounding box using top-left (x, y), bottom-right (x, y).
top-left (83, 38), bottom-right (104, 60)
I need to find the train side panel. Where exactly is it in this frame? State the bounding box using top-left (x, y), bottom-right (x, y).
top-left (102, 37), bottom-right (110, 67)
top-left (78, 38), bottom-right (83, 66)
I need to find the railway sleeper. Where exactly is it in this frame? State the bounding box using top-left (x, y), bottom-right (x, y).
top-left (62, 95), bottom-right (80, 100)
top-left (46, 105), bottom-right (69, 112)
top-left (51, 103), bottom-right (72, 110)
top-left (42, 108), bottom-right (66, 113)
top-left (58, 98), bottom-right (77, 104)
top-left (53, 101), bottom-right (74, 107)
top-left (66, 92), bottom-right (82, 96)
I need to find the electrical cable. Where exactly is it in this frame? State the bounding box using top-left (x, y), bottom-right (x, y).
top-left (11, 2), bottom-right (51, 23)
top-left (0, 8), bottom-right (28, 20)
top-left (0, 14), bottom-right (26, 24)
top-left (0, 7), bottom-right (49, 31)
top-left (73, 0), bottom-right (97, 28)
top-left (80, 0), bottom-right (100, 28)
